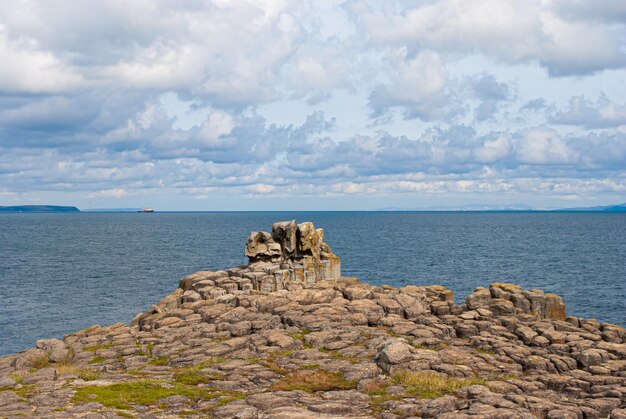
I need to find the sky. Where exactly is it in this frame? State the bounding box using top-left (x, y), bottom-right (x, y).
top-left (0, 0), bottom-right (625, 210)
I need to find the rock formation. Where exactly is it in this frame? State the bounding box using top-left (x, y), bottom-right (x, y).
top-left (0, 222), bottom-right (624, 418)
top-left (178, 221), bottom-right (340, 297)
top-left (244, 220), bottom-right (341, 291)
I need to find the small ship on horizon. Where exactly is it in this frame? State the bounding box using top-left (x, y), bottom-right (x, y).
top-left (138, 206), bottom-right (154, 213)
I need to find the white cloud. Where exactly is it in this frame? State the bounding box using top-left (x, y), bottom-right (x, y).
top-left (549, 0), bottom-right (626, 23)
top-left (197, 112), bottom-right (236, 146)
top-left (357, 0), bottom-right (625, 76)
top-left (515, 127), bottom-right (579, 165)
top-left (0, 0), bottom-right (625, 208)
top-left (550, 95), bottom-right (626, 129)
top-left (474, 135), bottom-right (511, 163)
top-left (0, 29), bottom-right (84, 93)
top-left (369, 49), bottom-right (451, 120)
top-left (89, 188), bottom-right (129, 198)
top-left (246, 184), bottom-right (276, 194)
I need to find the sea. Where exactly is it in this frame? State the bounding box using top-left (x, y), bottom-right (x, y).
top-left (1, 211), bottom-right (624, 358)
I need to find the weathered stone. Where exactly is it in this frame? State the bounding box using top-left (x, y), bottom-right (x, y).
top-left (611, 408), bottom-right (626, 419)
top-left (545, 294), bottom-right (567, 321)
top-left (422, 395), bottom-right (457, 418)
top-left (245, 231), bottom-right (281, 258)
top-left (35, 339), bottom-right (68, 363)
top-left (516, 325), bottom-right (538, 344)
top-left (240, 221), bottom-right (342, 291)
top-left (271, 220), bottom-right (299, 258)
top-left (0, 376), bottom-right (17, 387)
top-left (375, 339), bottom-right (417, 373)
top-left (577, 348), bottom-right (609, 368)
top-left (466, 287), bottom-right (492, 310)
top-left (22, 367), bottom-right (57, 384)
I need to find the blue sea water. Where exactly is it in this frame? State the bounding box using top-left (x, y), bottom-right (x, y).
top-left (0, 211), bottom-right (624, 357)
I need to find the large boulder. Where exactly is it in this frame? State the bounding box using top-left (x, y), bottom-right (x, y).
top-left (243, 221), bottom-right (342, 291)
top-left (298, 222), bottom-right (321, 260)
top-left (245, 231), bottom-right (281, 258)
top-left (375, 339), bottom-right (416, 373)
top-left (466, 287), bottom-right (492, 310)
top-left (271, 220), bottom-right (299, 258)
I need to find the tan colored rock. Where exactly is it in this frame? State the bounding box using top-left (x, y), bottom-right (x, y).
top-left (298, 222), bottom-right (321, 259)
top-left (240, 221), bottom-right (341, 291)
top-left (245, 231), bottom-right (281, 258)
top-left (545, 293), bottom-right (567, 321)
top-left (466, 287), bottom-right (492, 309)
top-left (271, 220), bottom-right (299, 258)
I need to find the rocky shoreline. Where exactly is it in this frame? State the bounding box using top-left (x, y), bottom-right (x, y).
top-left (1, 221), bottom-right (624, 418)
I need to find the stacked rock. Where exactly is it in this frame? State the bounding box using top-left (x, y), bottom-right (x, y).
top-left (465, 283), bottom-right (567, 321)
top-left (243, 220), bottom-right (341, 291)
top-left (179, 221), bottom-right (341, 296)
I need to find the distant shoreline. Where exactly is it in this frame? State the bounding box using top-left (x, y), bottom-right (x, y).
top-left (3, 209), bottom-right (626, 213)
top-left (0, 205), bottom-right (80, 213)
top-left (2, 202), bottom-right (625, 213)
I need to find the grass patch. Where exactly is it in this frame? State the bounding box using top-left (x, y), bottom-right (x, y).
top-left (125, 369), bottom-right (155, 378)
top-left (89, 356), bottom-right (106, 364)
top-left (288, 328), bottom-right (312, 347)
top-left (270, 370), bottom-right (357, 392)
top-left (379, 328), bottom-right (401, 338)
top-left (262, 349), bottom-right (294, 375)
top-left (83, 343), bottom-right (113, 353)
top-left (30, 353), bottom-right (50, 369)
top-left (172, 358), bottom-right (226, 386)
top-left (0, 384), bottom-right (35, 399)
top-left (361, 378), bottom-right (392, 396)
top-left (392, 371), bottom-right (486, 399)
top-left (15, 386), bottom-right (35, 398)
top-left (414, 344), bottom-right (437, 351)
top-left (148, 356), bottom-right (169, 366)
top-left (361, 379), bottom-right (400, 416)
top-left (474, 347), bottom-right (495, 356)
top-left (318, 347), bottom-right (361, 364)
top-left (72, 380), bottom-right (218, 410)
top-left (11, 371), bottom-right (25, 384)
top-left (55, 364), bottom-right (101, 381)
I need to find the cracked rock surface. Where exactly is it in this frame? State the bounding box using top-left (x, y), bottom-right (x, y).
top-left (1, 221), bottom-right (624, 418)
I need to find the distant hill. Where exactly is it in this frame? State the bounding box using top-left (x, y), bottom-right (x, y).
top-left (557, 203), bottom-right (626, 212)
top-left (0, 205), bottom-right (80, 213)
top-left (375, 202), bottom-right (626, 212)
top-left (377, 203), bottom-right (535, 211)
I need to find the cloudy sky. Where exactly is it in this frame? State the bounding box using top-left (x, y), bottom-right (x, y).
top-left (1, 0), bottom-right (625, 210)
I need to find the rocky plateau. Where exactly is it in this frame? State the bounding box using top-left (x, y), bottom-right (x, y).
top-left (0, 221), bottom-right (624, 418)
